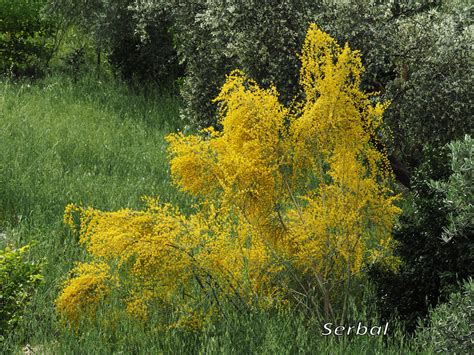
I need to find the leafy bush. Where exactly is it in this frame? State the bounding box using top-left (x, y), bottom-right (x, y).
top-left (0, 0), bottom-right (56, 77)
top-left (0, 244), bottom-right (43, 342)
top-left (56, 25), bottom-right (400, 328)
top-left (383, 2), bottom-right (473, 169)
top-left (370, 135), bottom-right (473, 331)
top-left (430, 135), bottom-right (473, 243)
top-left (99, 0), bottom-right (181, 85)
top-left (47, 0), bottom-right (182, 85)
top-left (133, 0), bottom-right (322, 127)
top-left (416, 279), bottom-right (474, 354)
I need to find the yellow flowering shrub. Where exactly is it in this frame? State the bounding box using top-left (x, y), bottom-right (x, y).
top-left (56, 24), bottom-right (400, 326)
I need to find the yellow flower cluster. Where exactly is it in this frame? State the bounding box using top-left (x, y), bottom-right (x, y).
top-left (56, 262), bottom-right (111, 324)
top-left (56, 24), bottom-right (401, 326)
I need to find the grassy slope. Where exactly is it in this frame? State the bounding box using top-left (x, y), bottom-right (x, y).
top-left (0, 75), bottom-right (423, 353)
top-left (0, 74), bottom-right (186, 351)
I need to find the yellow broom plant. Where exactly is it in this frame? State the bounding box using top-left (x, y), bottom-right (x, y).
top-left (56, 24), bottom-right (400, 328)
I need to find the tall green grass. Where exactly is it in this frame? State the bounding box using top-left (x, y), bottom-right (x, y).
top-left (0, 75), bottom-right (423, 353)
top-left (27, 306), bottom-right (421, 354)
top-left (0, 75), bottom-right (186, 226)
top-left (0, 74), bottom-right (188, 351)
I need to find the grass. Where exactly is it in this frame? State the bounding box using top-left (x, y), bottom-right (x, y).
top-left (0, 73), bottom-right (186, 351)
top-left (0, 74), bottom-right (424, 353)
top-left (0, 74), bottom-right (186, 225)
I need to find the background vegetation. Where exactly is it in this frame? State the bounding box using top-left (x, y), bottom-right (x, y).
top-left (1, 0), bottom-right (472, 353)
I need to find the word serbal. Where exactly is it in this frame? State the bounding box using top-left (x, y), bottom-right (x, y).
top-left (322, 322), bottom-right (389, 336)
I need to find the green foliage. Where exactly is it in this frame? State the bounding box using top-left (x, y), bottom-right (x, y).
top-left (47, 26), bottom-right (104, 81)
top-left (416, 279), bottom-right (474, 354)
top-left (109, 2), bottom-right (182, 85)
top-left (0, 244), bottom-right (43, 343)
top-left (61, 46), bottom-right (86, 80)
top-left (47, 0), bottom-right (182, 85)
top-left (430, 135), bottom-right (473, 243)
top-left (370, 136), bottom-right (473, 331)
top-left (134, 0), bottom-right (323, 127)
top-left (0, 0), bottom-right (56, 77)
top-left (384, 2), bottom-right (473, 167)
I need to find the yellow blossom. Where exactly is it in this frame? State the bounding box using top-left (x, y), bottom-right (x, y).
top-left (56, 24), bottom-right (401, 327)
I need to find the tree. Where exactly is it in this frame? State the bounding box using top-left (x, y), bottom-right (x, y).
top-left (0, 0), bottom-right (56, 76)
top-left (46, 0), bottom-right (182, 84)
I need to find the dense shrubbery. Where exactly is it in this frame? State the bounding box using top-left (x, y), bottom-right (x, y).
top-left (133, 0), bottom-right (323, 127)
top-left (416, 279), bottom-right (473, 353)
top-left (45, 0), bottom-right (182, 84)
top-left (431, 135), bottom-right (473, 243)
top-left (94, 0), bottom-right (182, 85)
top-left (384, 3), bottom-right (473, 169)
top-left (0, 244), bottom-right (43, 343)
top-left (370, 135), bottom-right (473, 331)
top-left (56, 26), bottom-right (400, 328)
top-left (0, 0), bottom-right (56, 76)
top-left (107, 10), bottom-right (181, 85)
